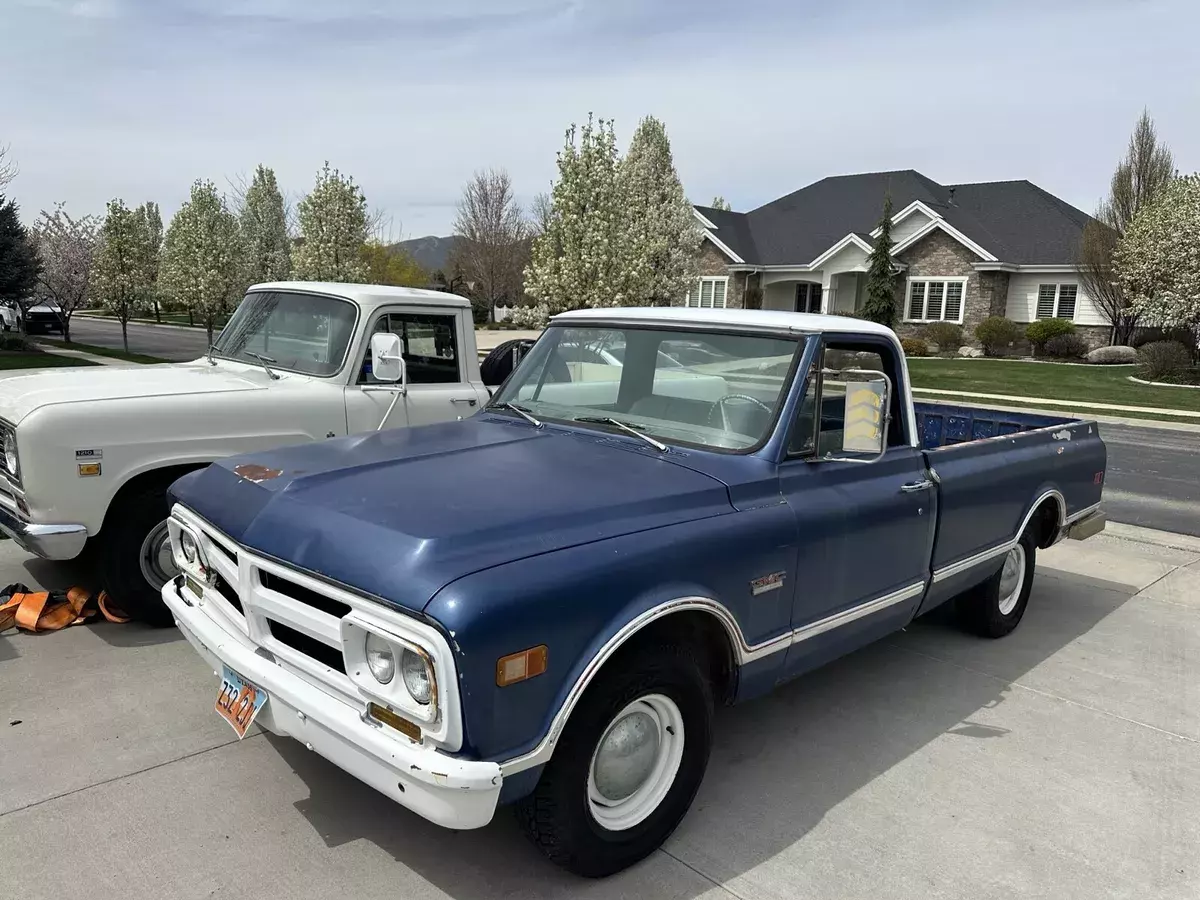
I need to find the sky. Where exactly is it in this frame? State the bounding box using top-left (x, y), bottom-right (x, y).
top-left (4, 0), bottom-right (1199, 240)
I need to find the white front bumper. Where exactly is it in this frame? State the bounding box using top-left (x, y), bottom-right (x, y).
top-left (162, 578), bottom-right (503, 830)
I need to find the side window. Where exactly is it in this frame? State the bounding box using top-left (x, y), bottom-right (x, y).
top-left (788, 342), bottom-right (903, 457)
top-left (358, 312), bottom-right (461, 385)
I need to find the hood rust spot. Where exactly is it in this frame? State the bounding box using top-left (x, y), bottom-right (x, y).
top-left (233, 463), bottom-right (283, 483)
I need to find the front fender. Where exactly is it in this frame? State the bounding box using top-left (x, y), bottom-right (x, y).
top-left (424, 500), bottom-right (797, 767)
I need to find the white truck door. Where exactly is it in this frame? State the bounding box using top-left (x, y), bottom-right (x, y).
top-left (344, 307), bottom-right (478, 434)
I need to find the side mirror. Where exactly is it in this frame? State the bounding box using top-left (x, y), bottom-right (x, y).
top-left (807, 367), bottom-right (892, 464)
top-left (370, 332), bottom-right (406, 388)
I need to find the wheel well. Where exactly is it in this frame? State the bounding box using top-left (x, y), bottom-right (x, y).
top-left (1031, 496), bottom-right (1064, 549)
top-left (99, 463), bottom-right (210, 536)
top-left (619, 609), bottom-right (738, 705)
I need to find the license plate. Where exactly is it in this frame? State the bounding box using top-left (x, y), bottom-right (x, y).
top-left (215, 665), bottom-right (267, 739)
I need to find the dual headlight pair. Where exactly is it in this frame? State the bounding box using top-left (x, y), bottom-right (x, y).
top-left (0, 423), bottom-right (19, 484)
top-left (364, 632), bottom-right (433, 706)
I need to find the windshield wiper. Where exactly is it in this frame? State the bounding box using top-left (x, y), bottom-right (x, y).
top-left (496, 402), bottom-right (542, 427)
top-left (573, 416), bottom-right (668, 452)
top-left (245, 351), bottom-right (280, 381)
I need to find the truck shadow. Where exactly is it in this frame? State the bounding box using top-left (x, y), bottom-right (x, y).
top-left (273, 569), bottom-right (1133, 898)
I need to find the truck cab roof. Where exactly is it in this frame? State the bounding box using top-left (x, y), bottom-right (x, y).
top-left (248, 281), bottom-right (471, 313)
top-left (552, 306), bottom-right (900, 338)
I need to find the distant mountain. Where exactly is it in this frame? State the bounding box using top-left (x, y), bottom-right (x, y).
top-left (392, 235), bottom-right (459, 274)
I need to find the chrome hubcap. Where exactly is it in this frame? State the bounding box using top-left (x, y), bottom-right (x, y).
top-left (587, 694), bottom-right (685, 832)
top-left (998, 544), bottom-right (1026, 616)
top-left (139, 519), bottom-right (178, 589)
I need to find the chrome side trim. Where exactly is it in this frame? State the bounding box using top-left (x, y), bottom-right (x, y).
top-left (1065, 501), bottom-right (1101, 525)
top-left (931, 489), bottom-right (1066, 584)
top-left (500, 582), bottom-right (926, 776)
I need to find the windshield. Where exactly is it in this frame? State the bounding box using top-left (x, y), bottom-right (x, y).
top-left (213, 290), bottom-right (358, 377)
top-left (490, 324), bottom-right (804, 451)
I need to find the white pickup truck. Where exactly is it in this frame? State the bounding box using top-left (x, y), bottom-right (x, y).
top-left (0, 282), bottom-right (490, 624)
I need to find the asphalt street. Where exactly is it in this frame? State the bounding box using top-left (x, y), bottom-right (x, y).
top-left (57, 318), bottom-right (1200, 536)
top-left (1, 529), bottom-right (1197, 900)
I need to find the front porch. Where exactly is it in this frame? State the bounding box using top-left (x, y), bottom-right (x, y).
top-left (760, 270), bottom-right (866, 315)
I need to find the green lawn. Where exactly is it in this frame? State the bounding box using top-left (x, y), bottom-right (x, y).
top-left (38, 338), bottom-right (169, 365)
top-left (907, 358), bottom-right (1200, 414)
top-left (0, 351), bottom-right (95, 369)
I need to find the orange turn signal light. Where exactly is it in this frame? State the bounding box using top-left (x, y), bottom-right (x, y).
top-left (367, 702), bottom-right (421, 741)
top-left (496, 645), bottom-right (548, 687)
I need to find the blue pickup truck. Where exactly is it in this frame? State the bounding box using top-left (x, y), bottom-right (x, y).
top-left (161, 307), bottom-right (1106, 877)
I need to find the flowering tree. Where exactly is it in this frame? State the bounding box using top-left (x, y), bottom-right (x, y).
top-left (518, 116), bottom-right (632, 326)
top-left (160, 180), bottom-right (241, 345)
top-left (292, 162), bottom-right (368, 282)
top-left (1114, 173), bottom-right (1200, 328)
top-left (94, 199), bottom-right (154, 352)
top-left (31, 203), bottom-right (98, 342)
top-left (620, 115), bottom-right (701, 307)
top-left (239, 164), bottom-right (292, 285)
top-left (709, 196), bottom-right (731, 211)
top-left (137, 201), bottom-right (164, 322)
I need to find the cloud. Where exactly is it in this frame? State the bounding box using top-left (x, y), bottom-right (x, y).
top-left (4, 0), bottom-right (1197, 238)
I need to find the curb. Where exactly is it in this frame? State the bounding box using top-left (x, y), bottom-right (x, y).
top-left (1127, 374), bottom-right (1200, 390)
top-left (1101, 521), bottom-right (1200, 555)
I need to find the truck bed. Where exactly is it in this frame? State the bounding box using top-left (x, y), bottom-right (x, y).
top-left (914, 401), bottom-right (1075, 450)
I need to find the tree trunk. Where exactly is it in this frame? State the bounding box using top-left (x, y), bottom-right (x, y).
top-left (63, 317), bottom-right (71, 344)
top-left (121, 318), bottom-right (129, 354)
top-left (154, 300), bottom-right (161, 324)
top-left (188, 309), bottom-right (194, 327)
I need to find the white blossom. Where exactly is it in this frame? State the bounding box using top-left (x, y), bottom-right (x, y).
top-left (239, 164), bottom-right (292, 285)
top-left (93, 198), bottom-right (156, 350)
top-left (1115, 173), bottom-right (1200, 326)
top-left (292, 162), bottom-right (368, 282)
top-left (160, 179), bottom-right (241, 344)
top-left (31, 202), bottom-right (98, 341)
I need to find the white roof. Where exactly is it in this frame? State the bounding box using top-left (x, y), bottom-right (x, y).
top-left (249, 281), bottom-right (470, 309)
top-left (552, 305), bottom-right (899, 338)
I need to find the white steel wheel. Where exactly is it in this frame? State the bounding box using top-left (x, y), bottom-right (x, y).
top-left (586, 693), bottom-right (685, 832)
top-left (997, 544), bottom-right (1026, 616)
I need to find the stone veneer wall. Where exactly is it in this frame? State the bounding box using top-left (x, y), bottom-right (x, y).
top-left (892, 230), bottom-right (985, 345)
top-left (692, 240), bottom-right (747, 309)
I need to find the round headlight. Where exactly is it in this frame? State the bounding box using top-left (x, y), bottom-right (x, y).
top-left (179, 530), bottom-right (198, 564)
top-left (4, 431), bottom-right (17, 475)
top-left (401, 648), bottom-right (432, 705)
top-left (365, 633), bottom-right (396, 684)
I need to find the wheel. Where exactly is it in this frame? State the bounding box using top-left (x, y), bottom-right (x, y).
top-left (99, 480), bottom-right (179, 627)
top-left (955, 528), bottom-right (1036, 638)
top-left (515, 640), bottom-right (713, 877)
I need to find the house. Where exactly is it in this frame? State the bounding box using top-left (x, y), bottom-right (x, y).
top-left (687, 170), bottom-right (1108, 349)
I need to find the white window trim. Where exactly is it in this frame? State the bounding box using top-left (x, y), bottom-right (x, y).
top-left (685, 276), bottom-right (730, 309)
top-left (1036, 283), bottom-right (1079, 321)
top-left (903, 276), bottom-right (968, 324)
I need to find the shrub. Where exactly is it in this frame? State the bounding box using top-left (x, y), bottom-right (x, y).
top-left (1086, 345), bottom-right (1137, 365)
top-left (0, 334), bottom-right (35, 352)
top-left (1136, 341), bottom-right (1193, 381)
top-left (973, 317), bottom-right (1023, 357)
top-left (1025, 318), bottom-right (1076, 354)
top-left (1043, 333), bottom-right (1088, 359)
top-left (900, 338), bottom-right (929, 357)
top-left (1131, 325), bottom-right (1198, 354)
top-left (921, 322), bottom-right (963, 351)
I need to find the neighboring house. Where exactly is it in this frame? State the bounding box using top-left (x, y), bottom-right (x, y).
top-left (688, 170), bottom-right (1108, 349)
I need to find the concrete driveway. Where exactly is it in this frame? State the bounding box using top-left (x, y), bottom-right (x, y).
top-left (1, 529), bottom-right (1196, 900)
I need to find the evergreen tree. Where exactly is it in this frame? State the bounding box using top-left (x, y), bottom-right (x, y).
top-left (0, 194), bottom-right (41, 311)
top-left (709, 196), bottom-right (732, 211)
top-left (861, 196), bottom-right (898, 327)
top-left (621, 115), bottom-right (701, 307)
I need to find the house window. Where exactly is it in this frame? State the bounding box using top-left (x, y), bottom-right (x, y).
top-left (795, 283), bottom-right (822, 313)
top-left (685, 277), bottom-right (728, 309)
top-left (1037, 284), bottom-right (1078, 320)
top-left (905, 278), bottom-right (966, 323)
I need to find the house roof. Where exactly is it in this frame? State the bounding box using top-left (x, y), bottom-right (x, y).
top-left (696, 170), bottom-right (1094, 267)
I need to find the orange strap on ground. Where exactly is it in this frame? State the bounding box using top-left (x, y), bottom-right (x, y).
top-left (0, 587), bottom-right (131, 633)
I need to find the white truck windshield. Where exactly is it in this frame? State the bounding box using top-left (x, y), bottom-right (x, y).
top-left (214, 291), bottom-right (358, 376)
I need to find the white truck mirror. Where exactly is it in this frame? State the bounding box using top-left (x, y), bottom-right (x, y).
top-left (370, 332), bottom-right (406, 386)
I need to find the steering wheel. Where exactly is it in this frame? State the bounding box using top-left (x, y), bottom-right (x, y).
top-left (707, 393), bottom-right (772, 432)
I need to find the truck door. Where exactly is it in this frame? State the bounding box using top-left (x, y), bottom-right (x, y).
top-left (777, 337), bottom-right (936, 677)
top-left (346, 309), bottom-right (483, 434)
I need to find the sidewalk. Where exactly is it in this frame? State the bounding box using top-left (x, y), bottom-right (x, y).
top-left (32, 342), bottom-right (127, 367)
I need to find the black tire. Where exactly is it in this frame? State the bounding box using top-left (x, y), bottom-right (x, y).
top-left (99, 479), bottom-right (177, 628)
top-left (955, 528), bottom-right (1037, 638)
top-left (479, 338), bottom-right (537, 389)
top-left (515, 640), bottom-right (713, 878)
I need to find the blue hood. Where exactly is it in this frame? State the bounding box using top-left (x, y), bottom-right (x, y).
top-left (168, 417), bottom-right (735, 612)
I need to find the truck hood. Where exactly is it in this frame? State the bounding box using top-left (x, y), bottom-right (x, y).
top-left (0, 362), bottom-right (265, 424)
top-left (169, 417), bottom-right (735, 613)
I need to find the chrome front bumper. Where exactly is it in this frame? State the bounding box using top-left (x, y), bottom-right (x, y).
top-left (162, 576), bottom-right (503, 830)
top-left (0, 501), bottom-right (88, 560)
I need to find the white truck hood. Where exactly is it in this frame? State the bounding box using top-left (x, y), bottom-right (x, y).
top-left (0, 362), bottom-right (267, 424)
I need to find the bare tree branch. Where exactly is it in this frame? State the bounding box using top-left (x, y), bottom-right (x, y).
top-left (0, 145), bottom-right (16, 191)
top-left (453, 168), bottom-right (529, 321)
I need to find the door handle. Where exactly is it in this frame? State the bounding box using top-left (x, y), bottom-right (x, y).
top-left (450, 397), bottom-right (477, 407)
top-left (900, 479), bottom-right (935, 493)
